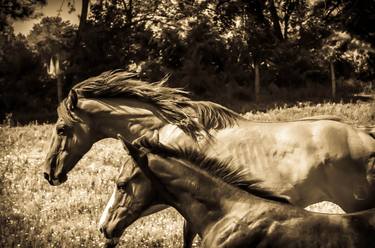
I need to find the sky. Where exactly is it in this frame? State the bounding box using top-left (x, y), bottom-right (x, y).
top-left (12, 0), bottom-right (82, 35)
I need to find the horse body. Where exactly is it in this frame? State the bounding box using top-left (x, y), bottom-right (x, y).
top-left (72, 97), bottom-right (375, 211)
top-left (116, 136), bottom-right (375, 248)
top-left (206, 119), bottom-right (375, 210)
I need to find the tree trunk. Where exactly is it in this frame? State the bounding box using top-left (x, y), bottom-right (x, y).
top-left (282, 1), bottom-right (296, 40)
top-left (75, 0), bottom-right (89, 45)
top-left (78, 0), bottom-right (89, 34)
top-left (254, 62), bottom-right (260, 102)
top-left (268, 0), bottom-right (284, 41)
top-left (56, 55), bottom-right (63, 102)
top-left (57, 74), bottom-right (63, 102)
top-left (330, 60), bottom-right (336, 99)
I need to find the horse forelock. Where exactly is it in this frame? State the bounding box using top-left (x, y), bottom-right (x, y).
top-left (66, 70), bottom-right (241, 141)
top-left (57, 99), bottom-right (81, 126)
top-left (140, 139), bottom-right (290, 204)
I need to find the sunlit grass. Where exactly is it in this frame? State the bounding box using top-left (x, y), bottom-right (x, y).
top-left (0, 100), bottom-right (373, 247)
top-left (243, 100), bottom-right (374, 125)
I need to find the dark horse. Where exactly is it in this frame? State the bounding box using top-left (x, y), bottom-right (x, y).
top-left (106, 135), bottom-right (375, 248)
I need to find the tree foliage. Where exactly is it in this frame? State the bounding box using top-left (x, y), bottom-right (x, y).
top-left (27, 17), bottom-right (76, 62)
top-left (0, 27), bottom-right (53, 121)
top-left (0, 0), bottom-right (46, 31)
top-left (1, 0), bottom-right (374, 121)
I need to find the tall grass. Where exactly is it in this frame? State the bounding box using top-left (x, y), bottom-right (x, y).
top-left (0, 100), bottom-right (373, 247)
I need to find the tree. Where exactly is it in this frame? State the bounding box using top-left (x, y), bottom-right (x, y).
top-left (213, 0), bottom-right (287, 100)
top-left (320, 31), bottom-right (374, 98)
top-left (27, 17), bottom-right (76, 101)
top-left (0, 0), bottom-right (46, 31)
top-left (312, 0), bottom-right (375, 47)
top-left (312, 0), bottom-right (375, 84)
top-left (66, 0), bottom-right (89, 44)
top-left (0, 26), bottom-right (51, 120)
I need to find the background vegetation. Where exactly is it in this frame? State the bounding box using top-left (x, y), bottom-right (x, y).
top-left (1, 0), bottom-right (375, 123)
top-left (1, 102), bottom-right (374, 247)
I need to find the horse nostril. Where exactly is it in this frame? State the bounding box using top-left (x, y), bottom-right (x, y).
top-left (43, 172), bottom-right (50, 181)
top-left (100, 226), bottom-right (111, 239)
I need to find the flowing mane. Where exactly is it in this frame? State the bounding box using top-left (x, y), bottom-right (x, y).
top-left (60, 70), bottom-right (242, 140)
top-left (138, 138), bottom-right (290, 204)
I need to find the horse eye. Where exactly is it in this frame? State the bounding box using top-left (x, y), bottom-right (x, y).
top-left (56, 126), bottom-right (66, 135)
top-left (117, 181), bottom-right (128, 190)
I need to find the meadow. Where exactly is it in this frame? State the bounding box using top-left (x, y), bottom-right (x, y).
top-left (0, 99), bottom-right (374, 248)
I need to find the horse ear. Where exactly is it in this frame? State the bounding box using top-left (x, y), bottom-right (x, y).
top-left (137, 130), bottom-right (160, 148)
top-left (117, 134), bottom-right (147, 162)
top-left (149, 130), bottom-right (160, 145)
top-left (67, 90), bottom-right (78, 110)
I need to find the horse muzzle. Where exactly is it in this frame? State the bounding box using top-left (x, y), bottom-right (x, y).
top-left (103, 237), bottom-right (120, 248)
top-left (43, 172), bottom-right (68, 186)
top-left (100, 225), bottom-right (121, 240)
top-left (99, 216), bottom-right (129, 240)
top-left (100, 226), bottom-right (110, 239)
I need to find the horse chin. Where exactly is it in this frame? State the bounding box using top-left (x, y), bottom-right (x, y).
top-left (103, 212), bottom-right (139, 239)
top-left (102, 225), bottom-right (123, 240)
top-left (49, 174), bottom-right (68, 186)
top-left (104, 237), bottom-right (120, 248)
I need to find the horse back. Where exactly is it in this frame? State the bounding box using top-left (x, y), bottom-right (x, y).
top-left (219, 119), bottom-right (374, 161)
top-left (227, 206), bottom-right (375, 248)
top-left (203, 201), bottom-right (375, 248)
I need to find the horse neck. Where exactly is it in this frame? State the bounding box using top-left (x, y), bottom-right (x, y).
top-left (80, 98), bottom-right (167, 141)
top-left (147, 155), bottom-right (253, 237)
top-left (79, 98), bottom-right (199, 145)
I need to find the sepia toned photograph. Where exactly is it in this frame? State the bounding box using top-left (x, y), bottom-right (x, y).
top-left (1, 0), bottom-right (375, 247)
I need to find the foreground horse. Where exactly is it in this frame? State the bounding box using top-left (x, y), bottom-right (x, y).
top-left (107, 135), bottom-right (375, 248)
top-left (43, 70), bottom-right (375, 244)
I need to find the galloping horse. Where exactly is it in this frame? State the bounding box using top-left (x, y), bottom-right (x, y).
top-left (43, 70), bottom-right (375, 245)
top-left (106, 135), bottom-right (375, 248)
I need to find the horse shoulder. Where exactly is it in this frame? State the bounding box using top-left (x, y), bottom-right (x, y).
top-left (158, 124), bottom-right (197, 147)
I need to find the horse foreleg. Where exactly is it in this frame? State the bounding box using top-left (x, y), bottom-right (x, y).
top-left (183, 220), bottom-right (196, 248)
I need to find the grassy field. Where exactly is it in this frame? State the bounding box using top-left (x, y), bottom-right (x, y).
top-left (1, 99), bottom-right (374, 247)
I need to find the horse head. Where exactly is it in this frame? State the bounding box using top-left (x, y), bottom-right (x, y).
top-left (43, 90), bottom-right (100, 185)
top-left (99, 135), bottom-right (161, 239)
top-left (42, 70), bottom-right (221, 186)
